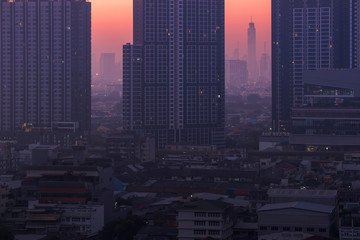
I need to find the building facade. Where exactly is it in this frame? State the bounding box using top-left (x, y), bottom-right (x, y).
top-left (258, 202), bottom-right (335, 240)
top-left (271, 0), bottom-right (359, 131)
top-left (290, 70), bottom-right (360, 151)
top-left (0, 0), bottom-right (91, 143)
top-left (123, 0), bottom-right (225, 149)
top-left (340, 204), bottom-right (360, 240)
top-left (177, 200), bottom-right (234, 240)
top-left (100, 52), bottom-right (116, 84)
top-left (106, 131), bottom-right (156, 163)
top-left (225, 60), bottom-right (248, 89)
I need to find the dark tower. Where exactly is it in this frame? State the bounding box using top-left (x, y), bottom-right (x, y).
top-left (0, 0), bottom-right (91, 145)
top-left (271, 0), bottom-right (359, 131)
top-left (124, 0), bottom-right (225, 149)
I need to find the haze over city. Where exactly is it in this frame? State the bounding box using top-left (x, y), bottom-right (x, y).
top-left (0, 0), bottom-right (360, 239)
top-left (92, 0), bottom-right (271, 63)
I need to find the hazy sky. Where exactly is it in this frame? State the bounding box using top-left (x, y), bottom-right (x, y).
top-left (92, 0), bottom-right (271, 62)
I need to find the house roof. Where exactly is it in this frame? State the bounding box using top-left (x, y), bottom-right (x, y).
top-left (259, 201), bottom-right (334, 214)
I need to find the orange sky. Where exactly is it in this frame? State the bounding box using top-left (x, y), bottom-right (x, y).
top-left (92, 0), bottom-right (271, 62)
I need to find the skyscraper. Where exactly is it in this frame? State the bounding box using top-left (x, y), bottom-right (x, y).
top-left (124, 0), bottom-right (225, 149)
top-left (100, 53), bottom-right (117, 84)
top-left (357, 0), bottom-right (360, 69)
top-left (259, 43), bottom-right (270, 83)
top-left (247, 20), bottom-right (258, 82)
top-left (0, 0), bottom-right (91, 143)
top-left (225, 60), bottom-right (248, 90)
top-left (272, 0), bottom-right (359, 131)
top-left (232, 41), bottom-right (240, 60)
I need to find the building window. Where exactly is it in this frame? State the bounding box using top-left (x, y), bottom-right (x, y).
top-left (295, 227), bottom-right (302, 232)
top-left (307, 228), bottom-right (314, 232)
top-left (208, 230), bottom-right (220, 235)
top-left (209, 221), bottom-right (220, 226)
top-left (194, 221), bottom-right (206, 226)
top-left (194, 212), bottom-right (206, 217)
top-left (271, 226), bottom-right (279, 231)
top-left (283, 227), bottom-right (290, 231)
top-left (208, 212), bottom-right (220, 218)
top-left (260, 226), bottom-right (267, 230)
top-left (319, 228), bottom-right (327, 232)
top-left (194, 229), bottom-right (206, 235)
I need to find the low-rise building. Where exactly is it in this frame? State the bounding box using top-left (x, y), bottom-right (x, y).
top-left (339, 203), bottom-right (360, 240)
top-left (28, 201), bottom-right (104, 237)
top-left (0, 144), bottom-right (19, 174)
top-left (258, 202), bottom-right (335, 240)
top-left (0, 185), bottom-right (12, 218)
top-left (106, 131), bottom-right (155, 163)
top-left (177, 200), bottom-right (234, 240)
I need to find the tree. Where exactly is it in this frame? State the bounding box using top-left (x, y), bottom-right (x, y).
top-left (99, 216), bottom-right (145, 240)
top-left (0, 225), bottom-right (14, 240)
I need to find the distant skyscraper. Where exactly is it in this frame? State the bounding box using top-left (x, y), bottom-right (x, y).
top-left (0, 0), bottom-right (91, 141)
top-left (247, 20), bottom-right (258, 82)
top-left (272, 0), bottom-right (359, 131)
top-left (92, 54), bottom-right (98, 78)
top-left (226, 60), bottom-right (248, 90)
top-left (100, 53), bottom-right (116, 83)
top-left (124, 0), bottom-right (225, 148)
top-left (232, 41), bottom-right (240, 60)
top-left (259, 43), bottom-right (270, 83)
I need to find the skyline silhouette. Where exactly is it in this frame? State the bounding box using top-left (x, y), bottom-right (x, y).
top-left (92, 0), bottom-right (271, 63)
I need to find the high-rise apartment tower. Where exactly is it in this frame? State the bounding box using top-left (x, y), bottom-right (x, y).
top-left (0, 0), bottom-right (91, 143)
top-left (123, 0), bottom-right (225, 148)
top-left (272, 0), bottom-right (359, 131)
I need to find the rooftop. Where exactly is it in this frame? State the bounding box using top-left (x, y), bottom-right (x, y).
top-left (267, 188), bottom-right (337, 198)
top-left (259, 202), bottom-right (334, 214)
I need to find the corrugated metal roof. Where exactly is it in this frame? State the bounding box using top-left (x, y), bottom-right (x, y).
top-left (259, 201), bottom-right (334, 214)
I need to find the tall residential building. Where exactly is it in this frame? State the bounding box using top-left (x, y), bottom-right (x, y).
top-left (272, 0), bottom-right (359, 131)
top-left (0, 0), bottom-right (91, 142)
top-left (100, 52), bottom-right (116, 83)
top-left (358, 0), bottom-right (360, 69)
top-left (124, 0), bottom-right (225, 149)
top-left (247, 20), bottom-right (258, 82)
